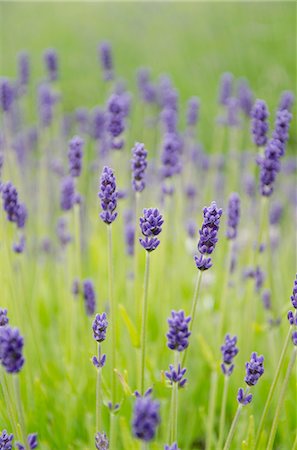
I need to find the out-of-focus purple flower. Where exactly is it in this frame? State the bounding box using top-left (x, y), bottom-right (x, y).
top-left (131, 142), bottom-right (148, 193)
top-left (75, 108), bottom-right (89, 134)
top-left (15, 203), bottom-right (27, 229)
top-left (244, 352), bottom-right (264, 386)
top-left (56, 217), bottom-right (72, 247)
top-left (221, 334), bottom-right (239, 376)
top-left (68, 136), bottom-right (84, 177)
top-left (92, 313), bottom-right (108, 342)
top-left (44, 48), bottom-right (58, 82)
top-left (226, 97), bottom-right (240, 127)
top-left (165, 364), bottom-right (187, 388)
top-left (139, 208), bottom-right (163, 252)
top-left (132, 390), bottom-right (160, 442)
top-left (287, 311), bottom-right (297, 326)
top-left (0, 78), bottom-right (14, 112)
top-left (251, 99), bottom-right (269, 147)
top-left (254, 266), bottom-right (265, 292)
top-left (107, 94), bottom-right (125, 150)
top-left (292, 331), bottom-right (297, 346)
top-left (124, 222), bottom-right (135, 257)
top-left (161, 133), bottom-right (182, 179)
top-left (13, 235), bottom-right (26, 254)
top-left (99, 166), bottom-right (118, 225)
top-left (237, 387), bottom-right (253, 406)
top-left (161, 107), bottom-right (178, 134)
top-left (272, 109), bottom-right (292, 157)
top-left (278, 91), bottom-right (294, 112)
top-left (92, 353), bottom-right (106, 369)
top-left (95, 432), bottom-right (109, 450)
top-left (237, 78), bottom-right (253, 116)
top-left (198, 201), bottom-right (223, 255)
top-left (244, 174), bottom-right (256, 198)
top-left (91, 107), bottom-right (105, 140)
top-left (72, 278), bottom-right (80, 297)
top-left (18, 51), bottom-right (30, 88)
top-left (258, 138), bottom-right (282, 197)
top-left (27, 433), bottom-right (38, 449)
top-left (194, 254), bottom-right (212, 271)
top-left (167, 310), bottom-right (191, 352)
top-left (290, 274), bottom-right (297, 309)
top-left (60, 177), bottom-right (75, 211)
top-left (38, 83), bottom-right (56, 127)
top-left (0, 309), bottom-right (9, 327)
top-left (0, 326), bottom-right (25, 373)
top-left (262, 289), bottom-right (271, 310)
top-left (0, 430), bottom-right (14, 449)
top-left (1, 181), bottom-right (19, 223)
top-left (83, 280), bottom-right (96, 316)
top-left (218, 73), bottom-right (233, 106)
top-left (164, 443), bottom-right (180, 450)
top-left (158, 76), bottom-right (178, 111)
top-left (99, 41), bottom-right (113, 81)
top-left (226, 193), bottom-right (240, 239)
top-left (137, 68), bottom-right (156, 103)
top-left (187, 97), bottom-right (200, 128)
top-left (186, 219), bottom-right (196, 239)
top-left (269, 201), bottom-right (283, 225)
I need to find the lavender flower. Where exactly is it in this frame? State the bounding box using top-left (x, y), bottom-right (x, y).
top-left (226, 97), bottom-right (240, 127)
top-left (91, 108), bottom-right (105, 140)
top-left (165, 364), bottom-right (187, 388)
top-left (164, 444), bottom-right (180, 450)
top-left (292, 331), bottom-right (297, 346)
top-left (92, 313), bottom-right (108, 342)
top-left (251, 99), bottom-right (269, 147)
top-left (139, 208), bottom-right (163, 252)
top-left (95, 432), bottom-right (109, 450)
top-left (259, 140), bottom-right (281, 197)
top-left (244, 352), bottom-right (264, 386)
top-left (1, 181), bottom-right (19, 222)
top-left (68, 136), bottom-right (84, 177)
top-left (98, 166), bottom-right (118, 225)
top-left (132, 390), bottom-right (160, 442)
top-left (0, 309), bottom-right (9, 327)
top-left (0, 78), bottom-right (14, 112)
top-left (290, 274), bottom-right (297, 309)
top-left (237, 387), bottom-right (253, 406)
top-left (60, 177), bottom-right (75, 211)
top-left (131, 142), bottom-right (148, 192)
top-left (13, 235), bottom-right (26, 254)
top-left (75, 108), bottom-right (89, 134)
top-left (44, 49), bottom-right (58, 82)
top-left (272, 109), bottom-right (292, 157)
top-left (221, 334), bottom-right (239, 376)
top-left (187, 97), bottom-right (200, 127)
top-left (278, 91), bottom-right (294, 112)
top-left (269, 201), bottom-right (283, 225)
top-left (38, 84), bottom-right (55, 127)
top-left (167, 310), bottom-right (191, 352)
top-left (0, 326), bottom-right (25, 373)
top-left (198, 201), bottom-right (223, 255)
top-left (107, 94), bottom-right (125, 149)
top-left (218, 73), bottom-right (233, 106)
top-left (83, 280), bottom-right (96, 316)
top-left (226, 193), bottom-right (240, 239)
top-left (27, 433), bottom-right (38, 449)
top-left (194, 254), bottom-right (212, 271)
top-left (99, 42), bottom-right (113, 81)
top-left (137, 68), bottom-right (156, 103)
top-left (161, 133), bottom-right (182, 179)
top-left (18, 51), bottom-right (30, 87)
top-left (0, 430), bottom-right (13, 449)
top-left (124, 212), bottom-right (135, 256)
top-left (237, 78), bottom-right (253, 116)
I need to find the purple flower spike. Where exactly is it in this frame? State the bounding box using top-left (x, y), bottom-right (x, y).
top-left (137, 68), bottom-right (156, 104)
top-left (99, 41), bottom-right (113, 81)
top-left (1, 181), bottom-right (19, 223)
top-left (237, 387), bottom-right (253, 406)
top-left (0, 429), bottom-right (14, 449)
top-left (18, 51), bottom-right (30, 88)
top-left (27, 433), bottom-right (38, 449)
top-left (221, 334), bottom-right (239, 376)
top-left (251, 99), bottom-right (269, 147)
top-left (198, 201), bottom-right (223, 255)
top-left (259, 140), bottom-right (281, 197)
top-left (167, 310), bottom-right (191, 352)
top-left (95, 431), bottom-right (109, 450)
top-left (161, 133), bottom-right (182, 179)
top-left (60, 177), bottom-right (75, 211)
top-left (226, 193), bottom-right (240, 240)
top-left (38, 83), bottom-right (56, 128)
top-left (164, 443), bottom-right (180, 450)
top-left (187, 97), bottom-right (200, 127)
top-left (132, 390), bottom-right (160, 442)
top-left (93, 354), bottom-right (106, 369)
top-left (218, 72), bottom-right (233, 106)
top-left (0, 309), bottom-right (9, 327)
top-left (244, 352), bottom-right (264, 386)
top-left (107, 94), bottom-right (125, 149)
top-left (44, 48), bottom-right (58, 82)
top-left (83, 280), bottom-right (96, 316)
top-left (292, 331), bottom-right (297, 346)
top-left (237, 78), bottom-right (253, 116)
top-left (0, 326), bottom-right (25, 374)
top-left (165, 364), bottom-right (187, 388)
top-left (139, 208), bottom-right (163, 252)
top-left (13, 235), bottom-right (26, 254)
top-left (0, 78), bottom-right (14, 112)
top-left (99, 166), bottom-right (118, 225)
top-left (278, 91), bottom-right (294, 112)
top-left (92, 313), bottom-right (108, 342)
top-left (272, 109), bottom-right (292, 157)
top-left (194, 254), bottom-right (212, 271)
top-left (131, 142), bottom-right (148, 193)
top-left (290, 274), bottom-right (297, 309)
top-left (68, 136), bottom-right (84, 177)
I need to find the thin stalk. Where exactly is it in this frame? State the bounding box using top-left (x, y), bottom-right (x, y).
top-left (107, 224), bottom-right (116, 406)
top-left (171, 351), bottom-right (180, 443)
top-left (110, 412), bottom-right (116, 450)
top-left (218, 241), bottom-right (232, 343)
top-left (206, 369), bottom-right (218, 450)
top-left (292, 430), bottom-right (297, 450)
top-left (96, 344), bottom-right (102, 432)
top-left (223, 403), bottom-right (243, 450)
top-left (182, 270), bottom-right (203, 367)
top-left (255, 326), bottom-right (292, 448)
top-left (140, 251), bottom-right (150, 394)
top-left (14, 375), bottom-right (28, 450)
top-left (266, 347), bottom-right (297, 450)
top-left (0, 371), bottom-right (17, 434)
top-left (218, 375), bottom-right (230, 450)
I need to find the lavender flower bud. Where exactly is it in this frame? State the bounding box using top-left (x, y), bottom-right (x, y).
top-left (226, 193), bottom-right (240, 239)
top-left (194, 254), bottom-right (212, 271)
top-left (99, 166), bottom-right (118, 225)
top-left (221, 334), bottom-right (239, 376)
top-left (287, 311), bottom-right (297, 326)
top-left (92, 354), bottom-right (106, 369)
top-left (290, 274), bottom-right (297, 309)
top-left (259, 140), bottom-right (281, 197)
top-left (38, 83), bottom-right (55, 127)
top-left (292, 331), bottom-right (297, 346)
top-left (0, 309), bottom-right (9, 327)
top-left (167, 310), bottom-right (191, 352)
top-left (244, 352), bottom-right (264, 386)
top-left (83, 280), bottom-right (96, 316)
top-left (68, 136), bottom-right (84, 177)
top-left (218, 73), bottom-right (233, 106)
top-left (165, 364), bottom-right (187, 388)
top-left (0, 326), bottom-right (25, 373)
top-left (278, 91), bottom-right (294, 112)
top-left (90, 108), bottom-right (105, 140)
top-left (187, 97), bottom-right (200, 127)
top-left (0, 78), bottom-right (14, 112)
top-left (13, 235), bottom-right (26, 254)
top-left (95, 432), bottom-right (109, 450)
top-left (132, 390), bottom-right (160, 442)
top-left (251, 99), bottom-right (269, 147)
top-left (237, 78), bottom-right (253, 116)
top-left (161, 133), bottom-right (182, 179)
top-left (44, 48), bottom-right (58, 82)
top-left (226, 97), bottom-right (240, 127)
top-left (28, 433), bottom-right (38, 449)
top-left (237, 387), bottom-right (253, 405)
top-left (99, 42), bottom-right (113, 81)
top-left (60, 177), bottom-right (75, 211)
top-left (131, 142), bottom-right (148, 192)
top-left (272, 109), bottom-right (292, 157)
top-left (18, 51), bottom-right (30, 87)
top-left (198, 201), bottom-right (223, 255)
top-left (107, 94), bottom-right (125, 149)
top-left (1, 181), bottom-right (19, 223)
top-left (139, 208), bottom-right (163, 252)
top-left (0, 430), bottom-right (14, 449)
top-left (92, 313), bottom-right (108, 342)
top-left (137, 68), bottom-right (156, 103)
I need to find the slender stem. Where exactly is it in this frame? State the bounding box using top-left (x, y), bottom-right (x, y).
top-left (171, 351), bottom-right (180, 443)
top-left (206, 369), bottom-right (218, 450)
top-left (74, 203), bottom-right (81, 278)
top-left (182, 271), bottom-right (203, 367)
top-left (110, 412), bottom-right (116, 450)
top-left (107, 224), bottom-right (116, 406)
top-left (292, 429), bottom-right (297, 450)
top-left (218, 241), bottom-right (232, 343)
top-left (140, 251), bottom-right (150, 394)
top-left (96, 344), bottom-right (102, 432)
top-left (14, 375), bottom-right (28, 450)
top-left (0, 371), bottom-right (17, 434)
top-left (266, 347), bottom-right (297, 450)
top-left (255, 326), bottom-right (292, 448)
top-left (218, 375), bottom-right (230, 450)
top-left (223, 403), bottom-right (243, 450)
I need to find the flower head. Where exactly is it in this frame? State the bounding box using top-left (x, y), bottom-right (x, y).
top-left (0, 78), bottom-right (14, 113)
top-left (198, 201), bottom-right (223, 255)
top-left (139, 208), bottom-right (163, 252)
top-left (44, 48), bottom-right (58, 82)
top-left (165, 364), bottom-right (187, 388)
top-left (0, 309), bottom-right (9, 327)
top-left (92, 313), bottom-right (108, 343)
top-left (95, 432), bottom-right (109, 450)
top-left (164, 443), bottom-right (180, 450)
top-left (226, 193), bottom-right (240, 239)
top-left (278, 91), bottom-right (294, 112)
top-left (218, 72), bottom-right (233, 106)
top-left (83, 280), bottom-right (96, 316)
top-left (187, 97), bottom-right (200, 128)
top-left (167, 310), bottom-right (191, 352)
top-left (131, 142), bottom-right (148, 192)
top-left (60, 177), bottom-right (75, 211)
top-left (221, 334), bottom-right (239, 376)
top-left (99, 167), bottom-right (118, 225)
top-left (99, 41), bottom-right (113, 81)
top-left (132, 390), bottom-right (160, 442)
top-left (0, 326), bottom-right (25, 374)
top-left (68, 136), bottom-right (84, 177)
top-left (237, 387), bottom-right (253, 406)
top-left (251, 99), bottom-right (269, 147)
top-left (244, 352), bottom-right (264, 386)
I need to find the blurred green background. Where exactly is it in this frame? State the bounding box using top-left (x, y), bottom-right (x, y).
top-left (0, 1), bottom-right (295, 148)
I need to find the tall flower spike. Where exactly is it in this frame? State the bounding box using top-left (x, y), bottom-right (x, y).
top-left (98, 166), bottom-right (118, 225)
top-left (137, 68), bottom-right (156, 104)
top-left (95, 432), bottom-right (109, 450)
top-left (244, 352), bottom-right (264, 386)
top-left (44, 48), bottom-right (58, 82)
top-left (272, 109), bottom-right (292, 157)
top-left (167, 310), bottom-right (191, 352)
top-left (60, 177), bottom-right (75, 211)
top-left (107, 94), bottom-right (125, 149)
top-left (0, 430), bottom-right (14, 449)
top-left (251, 99), bottom-right (269, 147)
top-left (132, 391), bottom-right (160, 442)
top-left (131, 142), bottom-right (148, 193)
top-left (226, 193), bottom-right (240, 240)
top-left (221, 334), bottom-right (239, 376)
top-left (218, 72), bottom-right (233, 106)
top-left (83, 280), bottom-right (96, 316)
top-left (92, 313), bottom-right (108, 342)
top-left (139, 208), bottom-right (163, 252)
top-left (99, 41), bottom-right (113, 81)
top-left (198, 201), bottom-right (223, 255)
top-left (187, 97), bottom-right (200, 128)
top-left (18, 51), bottom-right (30, 88)
top-left (0, 326), bottom-right (25, 374)
top-left (68, 136), bottom-right (84, 177)
top-left (278, 90), bottom-right (294, 112)
top-left (0, 78), bottom-right (14, 113)
top-left (258, 139), bottom-right (281, 197)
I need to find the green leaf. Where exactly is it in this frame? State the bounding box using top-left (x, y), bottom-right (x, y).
top-left (119, 304), bottom-right (140, 348)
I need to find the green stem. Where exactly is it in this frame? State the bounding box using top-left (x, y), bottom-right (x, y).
top-left (255, 326), bottom-right (292, 449)
top-left (223, 403), bottom-right (243, 450)
top-left (206, 369), bottom-right (218, 450)
top-left (110, 412), bottom-right (116, 450)
top-left (218, 375), bottom-right (230, 450)
top-left (96, 344), bottom-right (102, 432)
top-left (266, 347), bottom-right (297, 450)
top-left (107, 224), bottom-right (116, 406)
top-left (14, 375), bottom-right (28, 450)
top-left (140, 251), bottom-right (150, 394)
top-left (171, 351), bottom-right (180, 443)
top-left (0, 371), bottom-right (17, 434)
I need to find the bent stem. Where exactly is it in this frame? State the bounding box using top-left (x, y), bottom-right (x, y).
top-left (14, 375), bottom-right (28, 450)
top-left (266, 347), bottom-right (297, 450)
top-left (223, 402), bottom-right (243, 450)
top-left (140, 251), bottom-right (150, 394)
top-left (255, 326), bottom-right (292, 449)
top-left (218, 375), bottom-right (230, 450)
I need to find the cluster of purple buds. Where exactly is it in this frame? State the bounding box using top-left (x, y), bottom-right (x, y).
top-left (187, 96), bottom-right (200, 128)
top-left (278, 90), bottom-right (294, 112)
top-left (258, 139), bottom-right (281, 197)
top-left (0, 78), bottom-right (14, 113)
top-left (124, 209), bottom-right (135, 257)
top-left (271, 109), bottom-right (292, 157)
top-left (194, 201), bottom-right (222, 271)
top-left (251, 99), bottom-right (269, 147)
top-left (99, 41), bottom-right (113, 81)
top-left (38, 83), bottom-right (56, 128)
top-left (167, 310), bottom-right (191, 352)
top-left (226, 97), bottom-right (240, 127)
top-left (0, 430), bottom-right (13, 449)
top-left (68, 136), bottom-right (84, 177)
top-left (287, 274), bottom-right (297, 332)
top-left (131, 142), bottom-right (148, 192)
top-left (44, 48), bottom-right (58, 82)
top-left (165, 364), bottom-right (187, 388)
top-left (0, 308), bottom-right (9, 327)
top-left (1, 182), bottom-right (27, 228)
top-left (16, 433), bottom-right (38, 450)
top-left (137, 68), bottom-right (156, 104)
top-left (90, 107), bottom-right (105, 141)
top-left (92, 313), bottom-right (108, 343)
top-left (18, 51), bottom-right (30, 90)
top-left (83, 280), bottom-right (96, 316)
top-left (132, 389), bottom-right (160, 442)
top-left (99, 166), bottom-right (118, 225)
top-left (95, 432), bottom-right (109, 450)
top-left (107, 94), bottom-right (125, 150)
top-left (218, 72), bottom-right (233, 106)
top-left (226, 192), bottom-right (240, 239)
top-left (0, 326), bottom-right (25, 373)
top-left (164, 443), bottom-right (180, 450)
top-left (60, 177), bottom-right (76, 211)
top-left (237, 78), bottom-right (253, 116)
top-left (237, 352), bottom-right (264, 405)
top-left (139, 208), bottom-right (163, 252)
top-left (160, 133), bottom-right (182, 181)
top-left (221, 334), bottom-right (239, 376)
